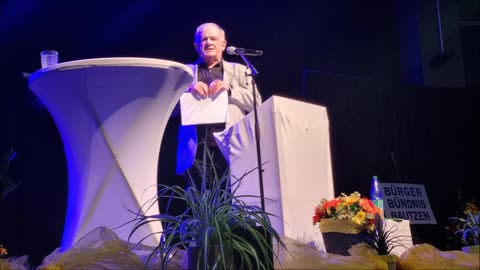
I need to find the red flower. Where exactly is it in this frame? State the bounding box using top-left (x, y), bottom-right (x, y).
top-left (322, 198), bottom-right (340, 211)
top-left (312, 206), bottom-right (323, 225)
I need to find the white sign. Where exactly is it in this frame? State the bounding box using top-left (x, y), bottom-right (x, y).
top-left (379, 183), bottom-right (437, 224)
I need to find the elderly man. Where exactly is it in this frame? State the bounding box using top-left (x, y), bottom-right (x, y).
top-left (176, 22), bottom-right (262, 183)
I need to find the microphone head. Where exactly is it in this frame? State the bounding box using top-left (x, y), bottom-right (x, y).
top-left (226, 46), bottom-right (237, 55)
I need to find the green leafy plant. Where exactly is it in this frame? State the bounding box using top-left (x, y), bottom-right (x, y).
top-left (128, 142), bottom-right (286, 269)
top-left (449, 202), bottom-right (480, 247)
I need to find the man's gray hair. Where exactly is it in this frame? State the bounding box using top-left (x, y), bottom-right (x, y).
top-left (194, 22), bottom-right (226, 42)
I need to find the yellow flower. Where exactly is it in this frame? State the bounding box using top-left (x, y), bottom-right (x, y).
top-left (344, 196), bottom-right (359, 206)
top-left (352, 210), bottom-right (366, 225)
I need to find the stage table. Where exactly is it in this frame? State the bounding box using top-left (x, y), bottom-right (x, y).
top-left (29, 58), bottom-right (193, 250)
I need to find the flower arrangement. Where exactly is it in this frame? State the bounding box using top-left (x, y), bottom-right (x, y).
top-left (313, 191), bottom-right (383, 232)
top-left (0, 245), bottom-right (7, 257)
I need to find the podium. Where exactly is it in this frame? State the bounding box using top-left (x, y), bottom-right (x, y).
top-left (214, 95), bottom-right (335, 249)
top-left (28, 58), bottom-right (193, 250)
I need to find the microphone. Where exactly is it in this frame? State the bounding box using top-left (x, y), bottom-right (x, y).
top-left (226, 46), bottom-right (263, 56)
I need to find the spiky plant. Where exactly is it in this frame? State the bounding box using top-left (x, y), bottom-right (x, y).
top-left (128, 141), bottom-right (286, 269)
top-left (364, 213), bottom-right (408, 255)
top-left (0, 149), bottom-right (21, 199)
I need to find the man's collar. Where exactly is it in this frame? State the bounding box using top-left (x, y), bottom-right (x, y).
top-left (196, 58), bottom-right (224, 69)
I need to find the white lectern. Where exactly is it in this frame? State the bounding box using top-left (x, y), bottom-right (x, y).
top-left (28, 58), bottom-right (193, 250)
top-left (214, 95), bottom-right (335, 250)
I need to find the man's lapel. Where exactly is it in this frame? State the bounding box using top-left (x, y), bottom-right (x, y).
top-left (222, 60), bottom-right (234, 86)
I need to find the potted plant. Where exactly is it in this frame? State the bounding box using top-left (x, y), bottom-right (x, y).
top-left (312, 191), bottom-right (383, 256)
top-left (356, 213), bottom-right (410, 270)
top-left (128, 143), bottom-right (286, 269)
top-left (0, 149), bottom-right (10, 263)
top-left (449, 201), bottom-right (480, 254)
top-left (1, 149), bottom-right (30, 270)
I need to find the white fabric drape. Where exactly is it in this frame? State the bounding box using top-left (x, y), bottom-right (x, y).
top-left (214, 95), bottom-right (335, 250)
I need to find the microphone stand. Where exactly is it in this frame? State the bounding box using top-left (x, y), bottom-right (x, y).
top-left (236, 52), bottom-right (265, 211)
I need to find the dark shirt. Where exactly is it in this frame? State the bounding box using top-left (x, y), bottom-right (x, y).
top-left (190, 60), bottom-right (228, 185)
top-left (196, 59), bottom-right (224, 86)
top-left (194, 59), bottom-right (226, 144)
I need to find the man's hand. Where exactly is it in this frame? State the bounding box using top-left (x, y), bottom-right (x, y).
top-left (208, 79), bottom-right (229, 97)
top-left (188, 81), bottom-right (209, 98)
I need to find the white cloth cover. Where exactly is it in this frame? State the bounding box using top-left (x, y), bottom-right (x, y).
top-left (28, 58), bottom-right (193, 250)
top-left (384, 219), bottom-right (414, 257)
top-left (214, 95), bottom-right (335, 250)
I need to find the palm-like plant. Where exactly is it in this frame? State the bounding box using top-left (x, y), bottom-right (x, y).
top-left (128, 142), bottom-right (286, 269)
top-left (363, 213), bottom-right (408, 255)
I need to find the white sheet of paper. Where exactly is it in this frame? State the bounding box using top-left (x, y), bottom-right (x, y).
top-left (180, 90), bottom-right (229, 126)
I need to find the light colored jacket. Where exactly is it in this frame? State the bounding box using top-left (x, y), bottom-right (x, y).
top-left (176, 59), bottom-right (262, 174)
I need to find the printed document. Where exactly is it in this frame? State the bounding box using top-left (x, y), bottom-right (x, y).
top-left (180, 90), bottom-right (229, 125)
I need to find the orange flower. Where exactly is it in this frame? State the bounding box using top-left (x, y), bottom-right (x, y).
top-left (359, 198), bottom-right (380, 215)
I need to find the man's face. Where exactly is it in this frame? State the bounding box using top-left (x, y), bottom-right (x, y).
top-left (194, 24), bottom-right (226, 63)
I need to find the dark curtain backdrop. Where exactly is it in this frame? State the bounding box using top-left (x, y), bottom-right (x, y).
top-left (0, 0), bottom-right (478, 267)
top-left (303, 73), bottom-right (479, 246)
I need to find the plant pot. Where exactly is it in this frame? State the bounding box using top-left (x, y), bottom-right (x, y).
top-left (233, 226), bottom-right (273, 270)
top-left (320, 218), bottom-right (370, 256)
top-left (187, 244), bottom-right (233, 270)
top-left (462, 245), bottom-right (480, 254)
top-left (379, 254), bottom-right (397, 270)
top-left (186, 227), bottom-right (274, 270)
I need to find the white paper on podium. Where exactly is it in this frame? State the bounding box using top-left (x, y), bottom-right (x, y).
top-left (180, 90), bottom-right (229, 125)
